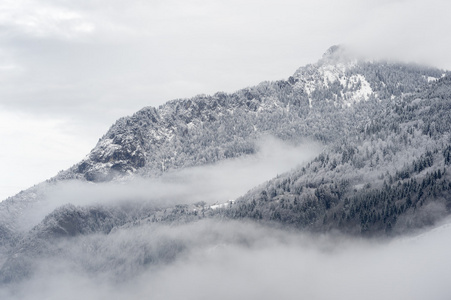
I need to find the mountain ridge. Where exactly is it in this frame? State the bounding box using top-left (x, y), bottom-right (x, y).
top-left (50, 46), bottom-right (445, 183)
top-left (1, 45), bottom-right (449, 242)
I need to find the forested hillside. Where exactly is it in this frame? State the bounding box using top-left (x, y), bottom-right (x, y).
top-left (220, 75), bottom-right (451, 235)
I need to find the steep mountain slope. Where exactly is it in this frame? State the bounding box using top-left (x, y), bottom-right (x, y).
top-left (55, 46), bottom-right (443, 182)
top-left (1, 46), bottom-right (442, 237)
top-left (220, 75), bottom-right (451, 235)
top-left (0, 46), bottom-right (446, 232)
top-left (1, 46), bottom-right (450, 285)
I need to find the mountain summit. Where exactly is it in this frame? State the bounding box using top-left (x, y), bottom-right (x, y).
top-left (320, 44), bottom-right (348, 61)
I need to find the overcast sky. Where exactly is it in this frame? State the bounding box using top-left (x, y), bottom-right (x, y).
top-left (1, 0), bottom-right (451, 200)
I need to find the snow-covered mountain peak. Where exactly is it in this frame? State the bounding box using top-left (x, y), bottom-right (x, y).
top-left (52, 46), bottom-right (444, 183)
top-left (323, 44), bottom-right (341, 57)
top-left (291, 46), bottom-right (373, 108)
top-left (320, 45), bottom-right (353, 64)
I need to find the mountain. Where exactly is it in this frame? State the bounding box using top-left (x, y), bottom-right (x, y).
top-left (54, 46), bottom-right (443, 182)
top-left (1, 46), bottom-right (451, 287)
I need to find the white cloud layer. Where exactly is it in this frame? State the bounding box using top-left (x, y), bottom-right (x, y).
top-left (2, 218), bottom-right (451, 300)
top-left (12, 137), bottom-right (320, 231)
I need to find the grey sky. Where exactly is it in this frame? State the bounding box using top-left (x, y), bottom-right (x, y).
top-left (1, 0), bottom-right (451, 200)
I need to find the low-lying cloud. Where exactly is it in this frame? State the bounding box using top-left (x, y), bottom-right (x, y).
top-left (16, 136), bottom-right (321, 231)
top-left (2, 218), bottom-right (451, 300)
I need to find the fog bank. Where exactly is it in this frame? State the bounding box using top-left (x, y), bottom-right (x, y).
top-left (2, 219), bottom-right (451, 300)
top-left (16, 137), bottom-right (321, 231)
